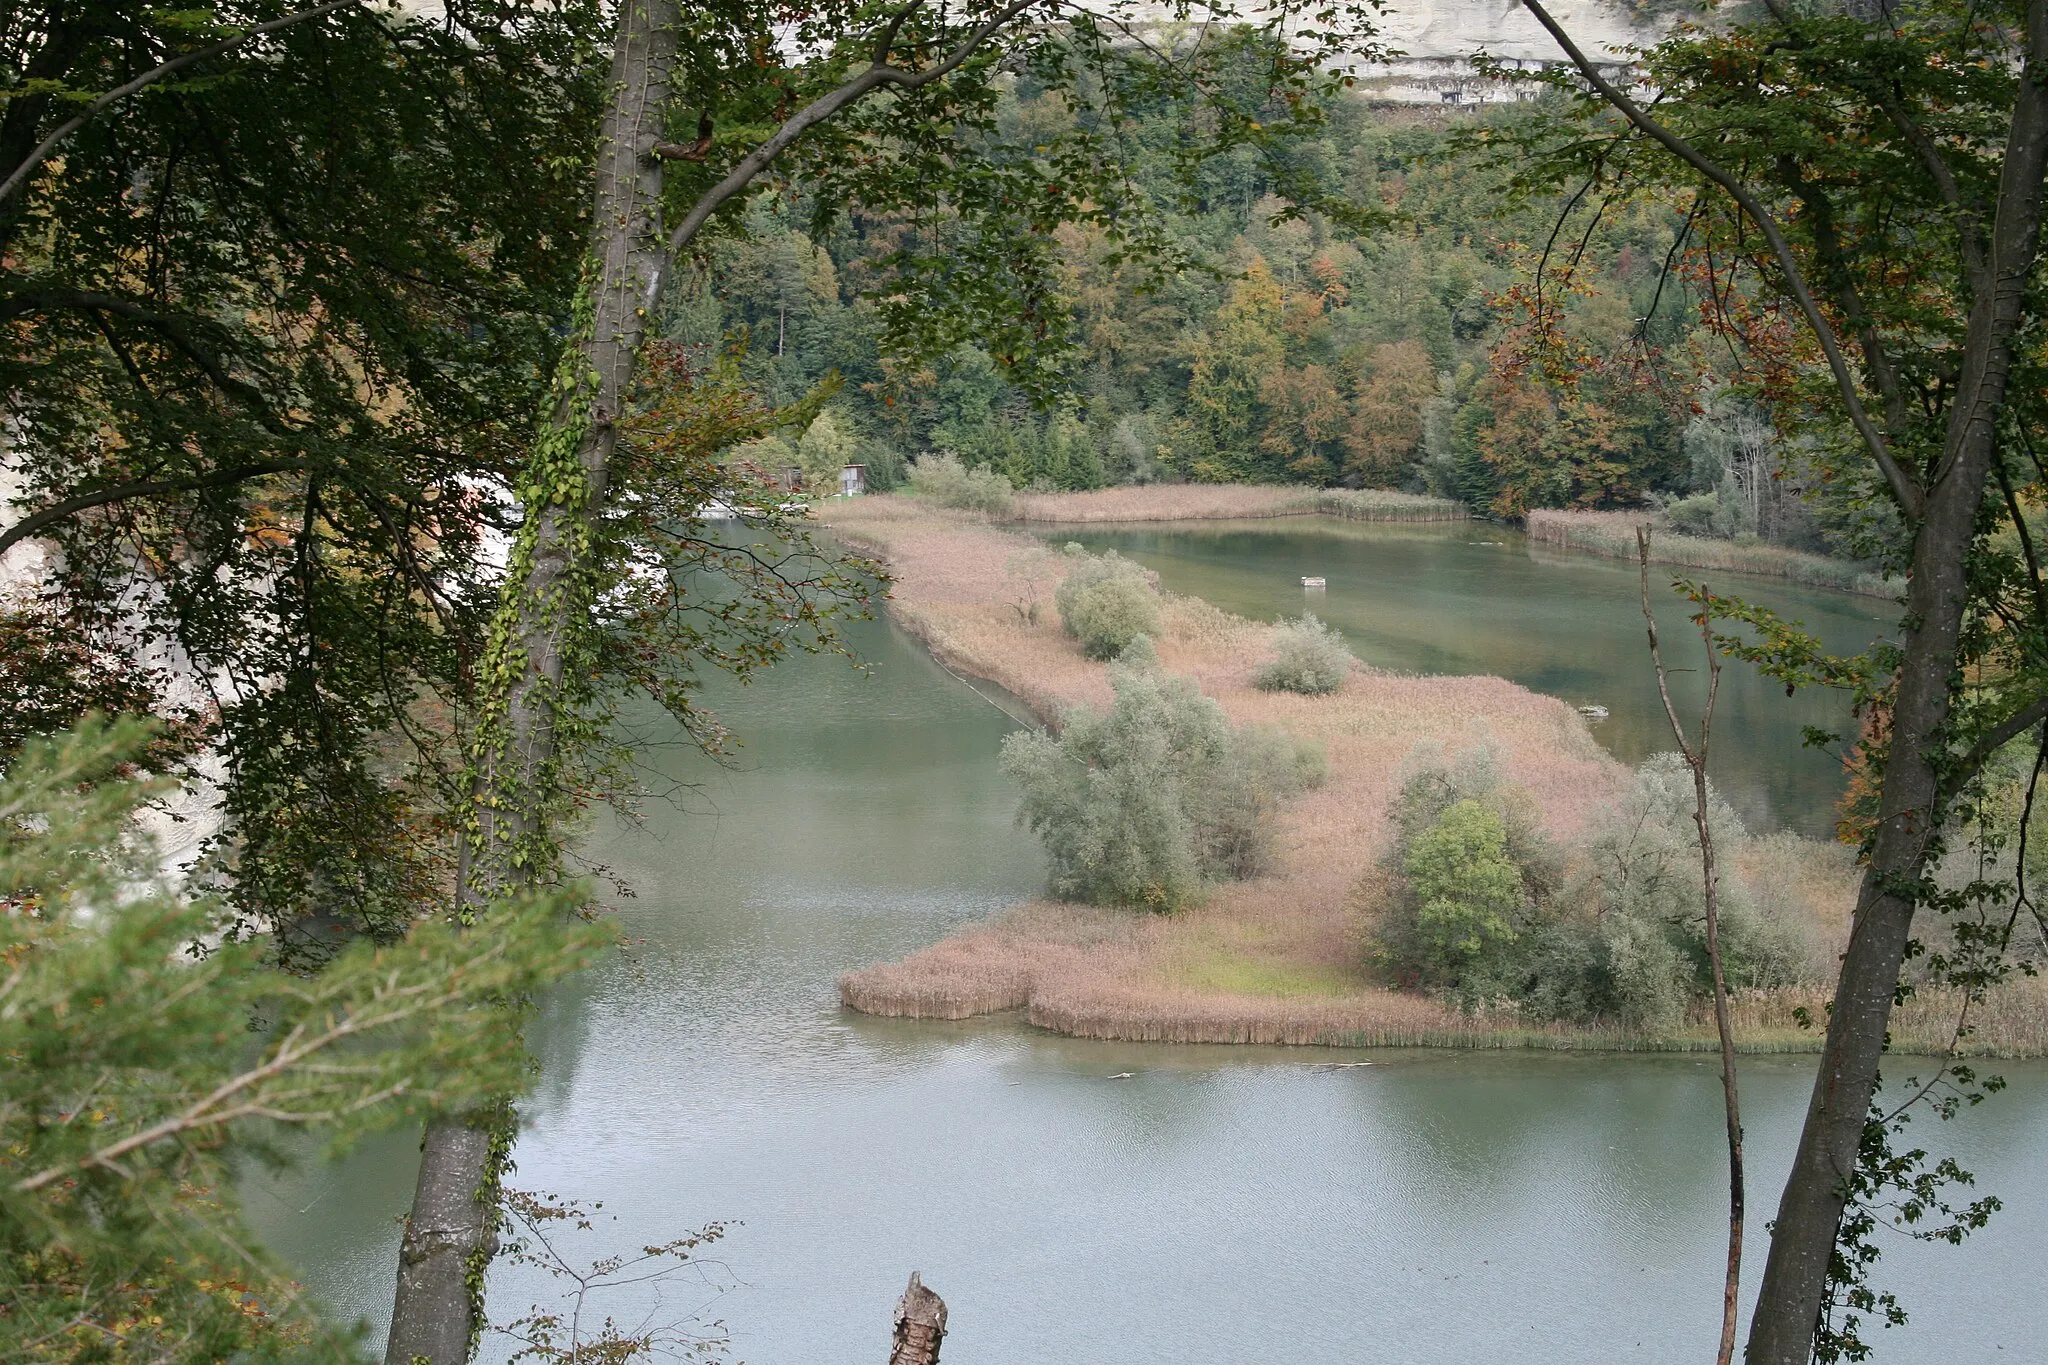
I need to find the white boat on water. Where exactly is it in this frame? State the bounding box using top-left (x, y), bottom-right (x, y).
top-left (1301, 576), bottom-right (1327, 588)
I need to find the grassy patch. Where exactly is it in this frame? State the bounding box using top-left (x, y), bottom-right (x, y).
top-left (1159, 945), bottom-right (1361, 998)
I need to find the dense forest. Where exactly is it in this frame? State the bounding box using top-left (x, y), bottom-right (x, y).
top-left (685, 68), bottom-right (1881, 564)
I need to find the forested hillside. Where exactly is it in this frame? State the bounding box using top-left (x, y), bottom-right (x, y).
top-left (678, 59), bottom-right (1877, 563)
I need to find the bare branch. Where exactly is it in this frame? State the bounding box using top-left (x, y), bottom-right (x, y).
top-left (1519, 0), bottom-right (1923, 519)
top-left (0, 0), bottom-right (363, 206)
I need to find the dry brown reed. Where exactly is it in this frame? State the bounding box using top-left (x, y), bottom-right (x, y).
top-left (1306, 489), bottom-right (1470, 523)
top-left (1006, 484), bottom-right (1465, 525)
top-left (1526, 510), bottom-right (1903, 599)
top-left (823, 496), bottom-right (2048, 1057)
top-left (1008, 484), bottom-right (1307, 523)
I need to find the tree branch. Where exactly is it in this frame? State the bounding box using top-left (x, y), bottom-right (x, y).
top-left (1754, 0), bottom-right (1991, 290)
top-left (1946, 693), bottom-right (2048, 795)
top-left (1518, 0), bottom-right (1924, 519)
top-left (873, 0), bottom-right (928, 65)
top-left (0, 0), bottom-right (363, 206)
top-left (4, 283), bottom-right (286, 422)
top-left (1773, 155), bottom-right (1914, 443)
top-left (643, 0), bottom-right (1045, 314)
top-left (0, 460), bottom-right (306, 561)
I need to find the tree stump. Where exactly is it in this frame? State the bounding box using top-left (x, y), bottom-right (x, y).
top-left (889, 1271), bottom-right (947, 1365)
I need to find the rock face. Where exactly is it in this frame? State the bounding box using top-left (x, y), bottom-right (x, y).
top-left (1362, 0), bottom-right (1665, 104)
top-left (1376, 0), bottom-right (1656, 62)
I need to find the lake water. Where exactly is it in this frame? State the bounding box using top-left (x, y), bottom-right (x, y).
top-left (245, 526), bottom-right (2045, 1364)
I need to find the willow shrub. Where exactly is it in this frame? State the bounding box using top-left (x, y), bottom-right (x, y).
top-left (1054, 546), bottom-right (1161, 660)
top-left (907, 451), bottom-right (1015, 514)
top-left (1001, 652), bottom-right (1323, 909)
top-left (1374, 748), bottom-right (1803, 1029)
top-left (1255, 613), bottom-right (1352, 694)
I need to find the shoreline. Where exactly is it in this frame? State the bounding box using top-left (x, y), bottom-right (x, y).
top-left (821, 490), bottom-right (2041, 1057)
top-left (984, 483), bottom-right (1896, 601)
top-left (1527, 508), bottom-right (1903, 600)
top-left (1004, 484), bottom-right (1466, 526)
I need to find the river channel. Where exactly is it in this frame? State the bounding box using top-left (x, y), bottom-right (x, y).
top-left (247, 522), bottom-right (2044, 1364)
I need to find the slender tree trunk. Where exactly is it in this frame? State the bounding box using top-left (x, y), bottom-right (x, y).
top-left (1639, 532), bottom-right (1743, 1365)
top-left (382, 4), bottom-right (676, 1361)
top-left (1745, 8), bottom-right (2048, 1357)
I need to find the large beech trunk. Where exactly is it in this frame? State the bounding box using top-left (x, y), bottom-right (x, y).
top-left (1744, 6), bottom-right (2048, 1357)
top-left (381, 3), bottom-right (676, 1361)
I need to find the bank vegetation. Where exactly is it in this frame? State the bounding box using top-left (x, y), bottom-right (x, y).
top-left (829, 493), bottom-right (2048, 1056)
top-left (1527, 510), bottom-right (1903, 600)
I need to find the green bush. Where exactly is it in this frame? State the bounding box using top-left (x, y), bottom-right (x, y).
top-left (1405, 799), bottom-right (1525, 973)
top-left (1371, 748), bottom-right (1803, 1031)
top-left (1371, 748), bottom-right (1555, 1003)
top-left (1054, 547), bottom-right (1162, 660)
top-left (907, 451), bottom-right (1015, 514)
top-left (1001, 655), bottom-right (1322, 909)
top-left (1255, 613), bottom-right (1352, 694)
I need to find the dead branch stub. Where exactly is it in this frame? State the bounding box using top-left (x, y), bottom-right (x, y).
top-left (890, 1271), bottom-right (948, 1365)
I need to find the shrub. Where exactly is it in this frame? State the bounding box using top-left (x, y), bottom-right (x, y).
top-left (1576, 753), bottom-right (1804, 992)
top-left (907, 452), bottom-right (1014, 514)
top-left (1199, 721), bottom-right (1328, 880)
top-left (1001, 655), bottom-right (1322, 910)
top-left (1373, 748), bottom-right (1809, 1031)
top-left (1663, 490), bottom-right (1726, 538)
top-left (1054, 547), bottom-right (1161, 660)
top-left (1404, 799), bottom-right (1525, 974)
top-left (1255, 613), bottom-right (1352, 694)
top-left (1371, 748), bottom-right (1555, 1005)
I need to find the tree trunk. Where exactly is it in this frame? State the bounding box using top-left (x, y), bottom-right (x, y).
top-left (1744, 7), bottom-right (2048, 1357)
top-left (381, 3), bottom-right (676, 1361)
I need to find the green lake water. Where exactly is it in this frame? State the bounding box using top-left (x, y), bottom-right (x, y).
top-left (243, 527), bottom-right (2046, 1364)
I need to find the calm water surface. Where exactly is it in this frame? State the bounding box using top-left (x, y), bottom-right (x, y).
top-left (246, 537), bottom-right (2045, 1364)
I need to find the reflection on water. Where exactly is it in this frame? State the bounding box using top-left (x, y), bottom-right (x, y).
top-left (245, 566), bottom-right (2043, 1365)
top-left (1051, 521), bottom-right (1892, 836)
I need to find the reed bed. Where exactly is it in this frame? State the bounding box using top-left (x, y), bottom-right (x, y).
top-left (1006, 484), bottom-right (1312, 523)
top-left (1004, 484), bottom-right (1466, 525)
top-left (822, 497), bottom-right (2048, 1057)
top-left (1302, 488), bottom-right (1469, 523)
top-left (1526, 509), bottom-right (1903, 599)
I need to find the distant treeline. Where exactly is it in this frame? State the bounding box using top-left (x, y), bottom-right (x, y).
top-left (675, 55), bottom-right (1890, 568)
